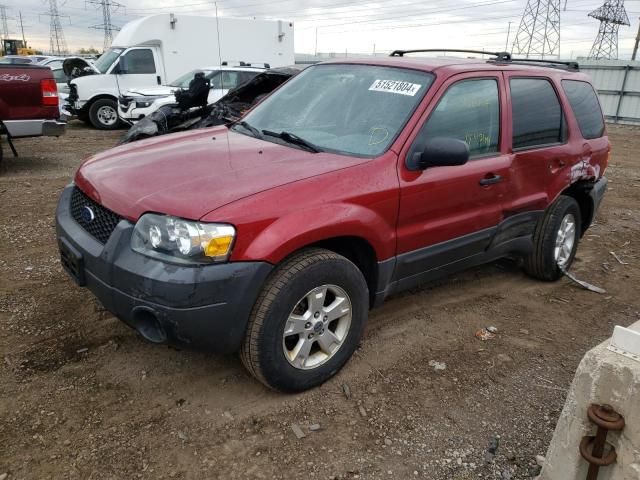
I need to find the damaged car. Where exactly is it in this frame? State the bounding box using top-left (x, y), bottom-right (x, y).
top-left (56, 52), bottom-right (609, 392)
top-left (119, 65), bottom-right (304, 144)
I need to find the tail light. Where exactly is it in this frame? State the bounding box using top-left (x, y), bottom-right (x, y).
top-left (41, 78), bottom-right (59, 107)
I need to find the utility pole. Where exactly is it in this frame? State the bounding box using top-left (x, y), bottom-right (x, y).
top-left (0, 5), bottom-right (9, 42)
top-left (19, 11), bottom-right (26, 46)
top-left (314, 27), bottom-right (318, 56)
top-left (633, 17), bottom-right (640, 60)
top-left (512, 0), bottom-right (561, 59)
top-left (505, 21), bottom-right (512, 51)
top-left (88, 0), bottom-right (122, 51)
top-left (587, 0), bottom-right (630, 60)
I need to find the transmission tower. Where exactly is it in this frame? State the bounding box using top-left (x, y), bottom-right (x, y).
top-left (512, 0), bottom-right (561, 59)
top-left (44, 0), bottom-right (69, 55)
top-left (88, 0), bottom-right (121, 51)
top-left (0, 5), bottom-right (9, 41)
top-left (587, 1), bottom-right (630, 59)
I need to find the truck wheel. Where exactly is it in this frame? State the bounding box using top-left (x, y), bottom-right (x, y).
top-left (524, 195), bottom-right (581, 281)
top-left (89, 99), bottom-right (121, 130)
top-left (241, 248), bottom-right (369, 392)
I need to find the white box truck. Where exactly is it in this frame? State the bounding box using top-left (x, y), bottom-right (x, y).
top-left (67, 14), bottom-right (294, 129)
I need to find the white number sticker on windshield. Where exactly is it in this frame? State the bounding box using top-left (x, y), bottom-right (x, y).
top-left (369, 79), bottom-right (422, 96)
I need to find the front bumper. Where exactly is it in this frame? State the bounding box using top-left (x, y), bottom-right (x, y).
top-left (55, 185), bottom-right (273, 353)
top-left (4, 119), bottom-right (66, 138)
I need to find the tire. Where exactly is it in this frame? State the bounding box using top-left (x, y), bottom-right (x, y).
top-left (88, 98), bottom-right (121, 130)
top-left (241, 248), bottom-right (369, 392)
top-left (524, 195), bottom-right (581, 281)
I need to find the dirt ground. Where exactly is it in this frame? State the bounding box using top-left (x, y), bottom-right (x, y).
top-left (1, 122), bottom-right (639, 480)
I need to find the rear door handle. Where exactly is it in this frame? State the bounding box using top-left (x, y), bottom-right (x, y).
top-left (479, 174), bottom-right (502, 186)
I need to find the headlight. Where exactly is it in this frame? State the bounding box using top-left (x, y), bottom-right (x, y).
top-left (134, 96), bottom-right (165, 108)
top-left (131, 214), bottom-right (235, 265)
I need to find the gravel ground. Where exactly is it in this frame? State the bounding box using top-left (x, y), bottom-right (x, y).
top-left (1, 121), bottom-right (639, 480)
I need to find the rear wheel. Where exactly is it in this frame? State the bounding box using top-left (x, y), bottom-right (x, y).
top-left (89, 99), bottom-right (121, 130)
top-left (524, 195), bottom-right (581, 281)
top-left (241, 248), bottom-right (369, 392)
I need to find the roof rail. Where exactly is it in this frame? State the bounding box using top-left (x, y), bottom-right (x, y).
top-left (492, 57), bottom-right (580, 71)
top-left (390, 49), bottom-right (512, 61)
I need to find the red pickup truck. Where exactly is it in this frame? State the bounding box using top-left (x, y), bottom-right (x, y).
top-left (56, 51), bottom-right (608, 392)
top-left (0, 64), bottom-right (64, 159)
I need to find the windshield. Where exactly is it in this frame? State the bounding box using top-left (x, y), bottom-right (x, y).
top-left (170, 69), bottom-right (216, 88)
top-left (94, 48), bottom-right (123, 74)
top-left (240, 64), bottom-right (433, 157)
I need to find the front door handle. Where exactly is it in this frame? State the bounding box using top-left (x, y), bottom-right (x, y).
top-left (156, 75), bottom-right (162, 85)
top-left (479, 174), bottom-right (502, 186)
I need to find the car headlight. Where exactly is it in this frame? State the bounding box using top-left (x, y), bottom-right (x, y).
top-left (131, 214), bottom-right (236, 265)
top-left (134, 96), bottom-right (165, 108)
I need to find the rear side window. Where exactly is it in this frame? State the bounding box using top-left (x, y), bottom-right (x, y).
top-left (511, 78), bottom-right (565, 149)
top-left (562, 80), bottom-right (605, 139)
top-left (416, 78), bottom-right (500, 158)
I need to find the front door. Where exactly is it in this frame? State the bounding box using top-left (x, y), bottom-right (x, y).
top-left (111, 47), bottom-right (162, 94)
top-left (395, 72), bottom-right (511, 281)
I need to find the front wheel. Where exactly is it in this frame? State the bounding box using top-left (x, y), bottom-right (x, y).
top-left (524, 195), bottom-right (581, 281)
top-left (88, 98), bottom-right (121, 130)
top-left (241, 248), bottom-right (369, 392)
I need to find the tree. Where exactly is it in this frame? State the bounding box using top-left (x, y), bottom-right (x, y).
top-left (78, 46), bottom-right (100, 55)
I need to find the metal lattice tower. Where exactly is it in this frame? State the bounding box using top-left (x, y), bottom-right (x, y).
top-left (88, 0), bottom-right (121, 51)
top-left (512, 0), bottom-right (561, 59)
top-left (47, 0), bottom-right (68, 55)
top-left (0, 5), bottom-right (9, 41)
top-left (588, 0), bottom-right (630, 59)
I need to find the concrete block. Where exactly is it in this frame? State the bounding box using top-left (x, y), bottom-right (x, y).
top-left (540, 320), bottom-right (640, 479)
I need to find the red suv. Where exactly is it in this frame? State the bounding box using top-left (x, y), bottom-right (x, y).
top-left (56, 50), bottom-right (608, 392)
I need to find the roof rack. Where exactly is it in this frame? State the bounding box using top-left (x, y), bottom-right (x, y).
top-left (493, 57), bottom-right (580, 71)
top-left (389, 49), bottom-right (580, 71)
top-left (390, 49), bottom-right (512, 62)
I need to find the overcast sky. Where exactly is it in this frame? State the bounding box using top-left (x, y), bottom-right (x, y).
top-left (3, 0), bottom-right (639, 58)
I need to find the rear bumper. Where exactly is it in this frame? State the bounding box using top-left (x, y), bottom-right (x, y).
top-left (55, 185), bottom-right (273, 353)
top-left (4, 119), bottom-right (66, 138)
top-left (590, 176), bottom-right (607, 214)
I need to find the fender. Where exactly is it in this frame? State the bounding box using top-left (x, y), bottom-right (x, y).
top-left (234, 202), bottom-right (396, 265)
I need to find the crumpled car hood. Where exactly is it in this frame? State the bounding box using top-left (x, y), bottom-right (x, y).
top-left (75, 126), bottom-right (369, 221)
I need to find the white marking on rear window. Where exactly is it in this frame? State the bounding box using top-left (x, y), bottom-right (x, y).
top-left (369, 79), bottom-right (422, 96)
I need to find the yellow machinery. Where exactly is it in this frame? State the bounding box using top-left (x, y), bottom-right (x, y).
top-left (2, 39), bottom-right (37, 56)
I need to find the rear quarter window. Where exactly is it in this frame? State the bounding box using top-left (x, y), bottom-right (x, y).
top-left (562, 80), bottom-right (605, 139)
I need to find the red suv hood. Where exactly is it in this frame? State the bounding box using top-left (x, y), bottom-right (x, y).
top-left (75, 127), bottom-right (368, 221)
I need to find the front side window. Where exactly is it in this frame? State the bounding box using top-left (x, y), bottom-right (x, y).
top-left (240, 64), bottom-right (434, 157)
top-left (562, 80), bottom-right (605, 140)
top-left (511, 78), bottom-right (565, 150)
top-left (414, 78), bottom-right (500, 158)
top-left (120, 49), bottom-right (156, 75)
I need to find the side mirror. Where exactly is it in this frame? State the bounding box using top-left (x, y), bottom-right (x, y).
top-left (408, 137), bottom-right (470, 171)
top-left (113, 58), bottom-right (127, 75)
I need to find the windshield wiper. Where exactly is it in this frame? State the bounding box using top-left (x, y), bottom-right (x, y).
top-left (262, 130), bottom-right (322, 153)
top-left (233, 120), bottom-right (262, 139)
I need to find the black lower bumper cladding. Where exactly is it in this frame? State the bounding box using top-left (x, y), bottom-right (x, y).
top-left (56, 185), bottom-right (273, 353)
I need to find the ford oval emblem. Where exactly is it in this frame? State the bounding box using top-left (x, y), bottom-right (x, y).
top-left (81, 206), bottom-right (96, 224)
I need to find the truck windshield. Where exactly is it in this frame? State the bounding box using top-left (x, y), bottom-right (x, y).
top-left (240, 64), bottom-right (433, 157)
top-left (94, 48), bottom-right (123, 74)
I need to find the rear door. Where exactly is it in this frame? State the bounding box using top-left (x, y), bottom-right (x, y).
top-left (395, 71), bottom-right (512, 279)
top-left (503, 75), bottom-right (574, 213)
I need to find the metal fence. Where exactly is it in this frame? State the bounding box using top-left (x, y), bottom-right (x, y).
top-left (579, 59), bottom-right (640, 125)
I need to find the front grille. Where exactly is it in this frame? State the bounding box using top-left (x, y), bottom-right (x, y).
top-left (70, 187), bottom-right (122, 244)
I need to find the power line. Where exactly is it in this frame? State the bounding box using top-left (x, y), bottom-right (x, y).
top-left (87, 0), bottom-right (122, 50)
top-left (588, 0), bottom-right (631, 58)
top-left (512, 0), bottom-right (562, 58)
